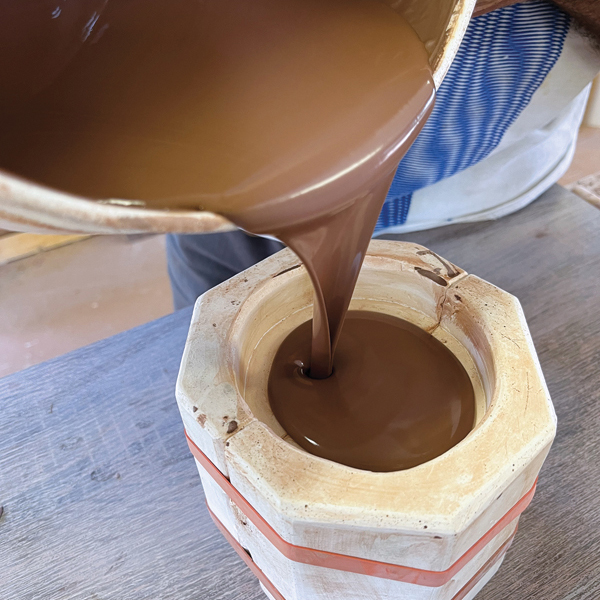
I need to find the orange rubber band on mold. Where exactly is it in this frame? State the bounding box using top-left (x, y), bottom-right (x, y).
top-left (186, 430), bottom-right (536, 588)
top-left (208, 502), bottom-right (516, 600)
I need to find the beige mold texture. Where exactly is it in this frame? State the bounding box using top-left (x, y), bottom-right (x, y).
top-left (176, 241), bottom-right (556, 600)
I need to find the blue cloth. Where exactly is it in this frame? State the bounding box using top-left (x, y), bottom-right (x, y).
top-left (375, 0), bottom-right (570, 232)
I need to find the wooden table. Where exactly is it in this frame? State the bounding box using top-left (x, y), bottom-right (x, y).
top-left (1, 185), bottom-right (599, 600)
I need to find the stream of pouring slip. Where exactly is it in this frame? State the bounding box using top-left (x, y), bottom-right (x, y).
top-left (198, 4), bottom-right (436, 379)
top-left (0, 0), bottom-right (435, 378)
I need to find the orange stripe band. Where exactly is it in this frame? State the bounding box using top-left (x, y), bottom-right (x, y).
top-left (207, 503), bottom-right (516, 600)
top-left (186, 430), bottom-right (535, 587)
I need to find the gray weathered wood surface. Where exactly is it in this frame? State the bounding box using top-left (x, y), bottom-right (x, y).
top-left (1, 184), bottom-right (599, 599)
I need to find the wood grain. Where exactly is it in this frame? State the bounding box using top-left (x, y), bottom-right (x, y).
top-left (0, 185), bottom-right (599, 599)
top-left (0, 310), bottom-right (264, 600)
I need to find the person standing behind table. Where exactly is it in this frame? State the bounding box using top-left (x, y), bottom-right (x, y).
top-left (166, 0), bottom-right (600, 310)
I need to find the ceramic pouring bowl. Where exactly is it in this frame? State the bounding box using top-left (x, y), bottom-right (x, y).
top-left (0, 0), bottom-right (476, 235)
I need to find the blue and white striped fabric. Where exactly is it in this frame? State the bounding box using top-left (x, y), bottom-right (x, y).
top-left (375, 0), bottom-right (571, 233)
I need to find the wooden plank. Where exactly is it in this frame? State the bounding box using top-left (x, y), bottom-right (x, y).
top-left (570, 172), bottom-right (600, 209)
top-left (0, 185), bottom-right (598, 599)
top-left (0, 232), bottom-right (91, 265)
top-left (0, 308), bottom-right (265, 600)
